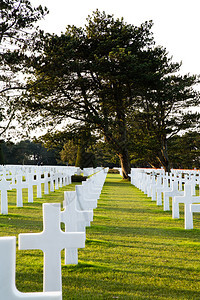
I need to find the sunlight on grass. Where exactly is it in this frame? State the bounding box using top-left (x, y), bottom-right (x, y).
top-left (1, 174), bottom-right (200, 298)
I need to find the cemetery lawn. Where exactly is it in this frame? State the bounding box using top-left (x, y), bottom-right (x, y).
top-left (2, 174), bottom-right (200, 299)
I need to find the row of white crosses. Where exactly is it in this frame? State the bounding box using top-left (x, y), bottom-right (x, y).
top-left (0, 167), bottom-right (108, 299)
top-left (129, 168), bottom-right (200, 230)
top-left (0, 165), bottom-right (80, 215)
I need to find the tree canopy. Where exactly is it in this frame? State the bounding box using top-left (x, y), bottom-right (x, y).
top-left (0, 0), bottom-right (48, 138)
top-left (128, 73), bottom-right (200, 170)
top-left (21, 10), bottom-right (200, 176)
top-left (1, 139), bottom-right (57, 165)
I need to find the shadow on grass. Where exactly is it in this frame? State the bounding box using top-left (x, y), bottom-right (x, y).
top-left (0, 215), bottom-right (44, 232)
top-left (61, 262), bottom-right (200, 299)
top-left (88, 224), bottom-right (200, 243)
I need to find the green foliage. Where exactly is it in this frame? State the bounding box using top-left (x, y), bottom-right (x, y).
top-left (0, 0), bottom-right (48, 139)
top-left (39, 124), bottom-right (98, 167)
top-left (1, 139), bottom-right (57, 165)
top-left (21, 9), bottom-right (200, 176)
top-left (168, 131), bottom-right (200, 169)
top-left (0, 0), bottom-right (48, 43)
top-left (21, 10), bottom-right (162, 178)
top-left (0, 140), bottom-right (5, 164)
top-left (60, 140), bottom-right (77, 165)
top-left (75, 147), bottom-right (96, 169)
top-left (71, 174), bottom-right (87, 182)
top-left (127, 72), bottom-right (200, 170)
top-left (108, 168), bottom-right (120, 174)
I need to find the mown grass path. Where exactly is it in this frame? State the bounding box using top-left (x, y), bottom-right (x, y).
top-left (1, 173), bottom-right (200, 299)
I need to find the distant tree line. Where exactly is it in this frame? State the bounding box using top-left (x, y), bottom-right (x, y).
top-left (0, 131), bottom-right (199, 169)
top-left (0, 140), bottom-right (57, 165)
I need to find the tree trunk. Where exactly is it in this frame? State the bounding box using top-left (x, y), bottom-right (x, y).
top-left (118, 149), bottom-right (131, 179)
top-left (157, 136), bottom-right (170, 173)
top-left (0, 143), bottom-right (4, 165)
top-left (75, 141), bottom-right (85, 168)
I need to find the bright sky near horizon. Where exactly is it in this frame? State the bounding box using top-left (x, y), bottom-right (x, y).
top-left (30, 0), bottom-right (200, 77)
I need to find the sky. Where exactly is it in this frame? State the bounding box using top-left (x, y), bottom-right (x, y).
top-left (30, 0), bottom-right (200, 77)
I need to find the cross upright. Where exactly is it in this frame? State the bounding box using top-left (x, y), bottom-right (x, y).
top-left (43, 172), bottom-right (50, 195)
top-left (61, 191), bottom-right (92, 265)
top-left (49, 171), bottom-right (55, 192)
top-left (150, 173), bottom-right (157, 201)
top-left (34, 170), bottom-right (43, 198)
top-left (0, 177), bottom-right (11, 214)
top-left (18, 203), bottom-right (85, 292)
top-left (27, 173), bottom-right (35, 203)
top-left (156, 176), bottom-right (169, 206)
top-left (11, 175), bottom-right (28, 207)
top-left (61, 191), bottom-right (93, 231)
top-left (163, 180), bottom-right (184, 211)
top-left (173, 183), bottom-right (200, 229)
top-left (53, 173), bottom-right (59, 190)
top-left (75, 185), bottom-right (97, 211)
top-left (0, 236), bottom-right (62, 300)
top-left (82, 181), bottom-right (100, 200)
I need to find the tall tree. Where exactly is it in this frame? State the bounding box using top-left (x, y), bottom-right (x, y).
top-left (168, 132), bottom-right (200, 169)
top-left (0, 0), bottom-right (48, 138)
top-left (39, 124), bottom-right (97, 167)
top-left (21, 10), bottom-right (199, 177)
top-left (128, 70), bottom-right (200, 171)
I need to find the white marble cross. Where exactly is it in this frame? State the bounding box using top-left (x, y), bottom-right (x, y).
top-left (189, 204), bottom-right (200, 229)
top-left (155, 175), bottom-right (162, 205)
top-left (35, 171), bottom-right (42, 198)
top-left (86, 176), bottom-right (102, 193)
top-left (156, 177), bottom-right (170, 206)
top-left (61, 191), bottom-right (92, 265)
top-left (53, 174), bottom-right (59, 190)
top-left (18, 203), bottom-right (85, 292)
top-left (27, 173), bottom-right (35, 203)
top-left (163, 180), bottom-right (184, 211)
top-left (75, 185), bottom-right (97, 211)
top-left (173, 184), bottom-right (200, 229)
top-left (11, 175), bottom-right (28, 207)
top-left (147, 173), bottom-right (156, 200)
top-left (43, 172), bottom-right (50, 195)
top-left (82, 181), bottom-right (100, 200)
top-left (0, 236), bottom-right (62, 300)
top-left (0, 177), bottom-right (11, 214)
top-left (49, 171), bottom-right (55, 192)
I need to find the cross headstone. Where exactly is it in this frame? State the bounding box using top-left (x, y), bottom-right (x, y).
top-left (19, 203), bottom-right (85, 292)
top-left (151, 173), bottom-right (157, 201)
top-left (155, 175), bottom-right (162, 205)
top-left (0, 177), bottom-right (11, 214)
top-left (147, 173), bottom-right (156, 200)
top-left (85, 177), bottom-right (102, 195)
top-left (11, 175), bottom-right (27, 207)
top-left (0, 236), bottom-right (62, 300)
top-left (53, 173), bottom-right (59, 190)
top-left (156, 176), bottom-right (168, 206)
top-left (61, 191), bottom-right (92, 264)
top-left (43, 172), bottom-right (50, 195)
top-left (82, 181), bottom-right (100, 200)
top-left (75, 185), bottom-right (97, 211)
top-left (35, 171), bottom-right (43, 198)
top-left (173, 184), bottom-right (200, 229)
top-left (49, 171), bottom-right (55, 192)
top-left (163, 180), bottom-right (184, 211)
top-left (189, 203), bottom-right (200, 229)
top-left (27, 173), bottom-right (35, 203)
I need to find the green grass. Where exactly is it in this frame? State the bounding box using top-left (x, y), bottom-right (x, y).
top-left (2, 174), bottom-right (200, 299)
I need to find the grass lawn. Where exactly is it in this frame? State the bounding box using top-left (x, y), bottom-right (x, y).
top-left (1, 173), bottom-right (200, 299)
